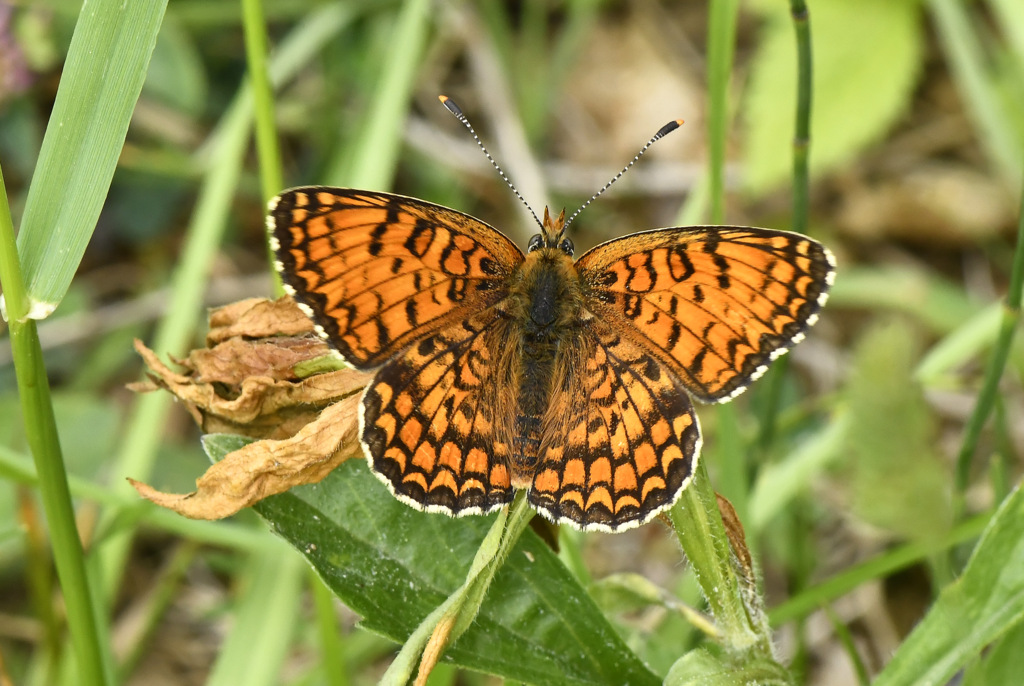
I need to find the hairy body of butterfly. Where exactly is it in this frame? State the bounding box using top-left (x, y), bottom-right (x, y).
top-left (269, 187), bottom-right (834, 532)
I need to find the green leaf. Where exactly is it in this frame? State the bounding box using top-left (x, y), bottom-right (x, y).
top-left (962, 620), bottom-right (1024, 686)
top-left (665, 648), bottom-right (790, 686)
top-left (251, 458), bottom-right (660, 686)
top-left (15, 0), bottom-right (168, 317)
top-left (843, 319), bottom-right (951, 541)
top-left (742, 0), bottom-right (923, 194)
top-left (873, 485), bottom-right (1024, 686)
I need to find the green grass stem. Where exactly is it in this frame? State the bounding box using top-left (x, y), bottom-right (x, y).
top-left (707, 0), bottom-right (738, 226)
top-left (788, 0), bottom-right (812, 236)
top-left (241, 0), bottom-right (284, 202)
top-left (954, 185), bottom-right (1024, 504)
top-left (756, 0), bottom-right (814, 457)
top-left (0, 166), bottom-right (112, 684)
top-left (241, 0), bottom-right (284, 291)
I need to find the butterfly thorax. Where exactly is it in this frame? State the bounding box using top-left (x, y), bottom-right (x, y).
top-left (502, 244), bottom-right (584, 486)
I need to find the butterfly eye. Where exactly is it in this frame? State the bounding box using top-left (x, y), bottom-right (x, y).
top-left (560, 237), bottom-right (574, 256)
top-left (528, 234), bottom-right (544, 252)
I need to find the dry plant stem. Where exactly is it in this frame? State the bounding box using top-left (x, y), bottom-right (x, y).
top-left (0, 167), bottom-right (111, 684)
top-left (671, 461), bottom-right (777, 663)
top-left (954, 184), bottom-right (1024, 506)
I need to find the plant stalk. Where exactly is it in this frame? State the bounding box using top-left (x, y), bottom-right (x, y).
top-left (0, 165), bottom-right (112, 684)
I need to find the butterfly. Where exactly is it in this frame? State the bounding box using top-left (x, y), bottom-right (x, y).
top-left (267, 183), bottom-right (834, 532)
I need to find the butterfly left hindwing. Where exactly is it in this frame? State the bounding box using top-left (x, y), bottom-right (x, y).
top-left (530, 316), bottom-right (701, 531)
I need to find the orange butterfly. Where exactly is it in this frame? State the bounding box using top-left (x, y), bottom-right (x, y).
top-left (268, 110), bottom-right (834, 533)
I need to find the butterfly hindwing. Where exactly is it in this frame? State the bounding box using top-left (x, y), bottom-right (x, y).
top-left (269, 187), bottom-right (524, 368)
top-left (360, 309), bottom-right (517, 516)
top-left (529, 317), bottom-right (701, 532)
top-left (576, 227), bottom-right (834, 402)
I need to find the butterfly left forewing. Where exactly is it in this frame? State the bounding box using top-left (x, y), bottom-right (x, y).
top-left (268, 187), bottom-right (524, 369)
top-left (530, 317), bottom-right (700, 532)
top-left (576, 227), bottom-right (834, 402)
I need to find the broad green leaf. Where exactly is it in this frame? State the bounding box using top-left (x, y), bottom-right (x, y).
top-left (15, 0), bottom-right (167, 318)
top-left (742, 0), bottom-right (923, 194)
top-left (873, 485), bottom-right (1024, 686)
top-left (251, 458), bottom-right (660, 686)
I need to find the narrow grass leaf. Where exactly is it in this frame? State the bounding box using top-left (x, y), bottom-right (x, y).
top-left (206, 542), bottom-right (304, 686)
top-left (15, 0), bottom-right (168, 317)
top-left (929, 0), bottom-right (1023, 189)
top-left (873, 485), bottom-right (1024, 686)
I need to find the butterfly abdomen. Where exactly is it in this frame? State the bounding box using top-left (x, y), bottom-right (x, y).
top-left (505, 250), bottom-right (584, 486)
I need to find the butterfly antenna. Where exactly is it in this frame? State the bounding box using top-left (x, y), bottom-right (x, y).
top-left (563, 119), bottom-right (684, 232)
top-left (439, 95), bottom-right (543, 230)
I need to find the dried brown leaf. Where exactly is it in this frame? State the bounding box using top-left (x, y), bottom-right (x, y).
top-left (129, 395), bottom-right (361, 519)
top-left (130, 297), bottom-right (372, 518)
top-left (206, 296), bottom-right (317, 344)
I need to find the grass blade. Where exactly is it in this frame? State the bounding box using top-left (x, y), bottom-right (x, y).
top-left (14, 0), bottom-right (168, 318)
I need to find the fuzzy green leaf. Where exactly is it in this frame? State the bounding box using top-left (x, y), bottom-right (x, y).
top-left (843, 319), bottom-right (952, 541)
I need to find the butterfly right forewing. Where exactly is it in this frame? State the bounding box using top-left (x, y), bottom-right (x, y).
top-left (268, 187), bottom-right (524, 369)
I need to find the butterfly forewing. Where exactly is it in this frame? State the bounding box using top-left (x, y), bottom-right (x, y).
top-left (531, 317), bottom-right (701, 531)
top-left (576, 227), bottom-right (835, 402)
top-left (268, 187), bottom-right (524, 368)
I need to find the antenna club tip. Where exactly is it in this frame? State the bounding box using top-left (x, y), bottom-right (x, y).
top-left (655, 119), bottom-right (685, 139)
top-left (439, 95), bottom-right (463, 117)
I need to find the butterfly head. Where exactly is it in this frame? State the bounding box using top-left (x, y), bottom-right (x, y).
top-left (527, 207), bottom-right (574, 256)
